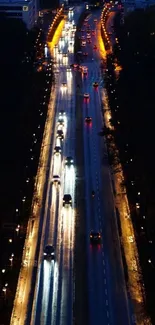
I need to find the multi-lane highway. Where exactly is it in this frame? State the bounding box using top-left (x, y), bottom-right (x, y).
top-left (27, 7), bottom-right (82, 325)
top-left (10, 6), bottom-right (135, 325)
top-left (75, 11), bottom-right (134, 325)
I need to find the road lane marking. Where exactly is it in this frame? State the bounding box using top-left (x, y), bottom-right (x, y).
top-left (107, 311), bottom-right (109, 318)
top-left (104, 278), bottom-right (106, 284)
top-left (103, 260), bottom-right (105, 265)
top-left (105, 288), bottom-right (107, 295)
top-left (106, 299), bottom-right (109, 306)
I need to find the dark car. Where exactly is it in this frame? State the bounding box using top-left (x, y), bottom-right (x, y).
top-left (93, 82), bottom-right (98, 88)
top-left (63, 194), bottom-right (72, 206)
top-left (65, 156), bottom-right (74, 165)
top-left (90, 231), bottom-right (101, 244)
top-left (57, 129), bottom-right (64, 140)
top-left (59, 110), bottom-right (66, 116)
top-left (44, 245), bottom-right (55, 258)
top-left (54, 146), bottom-right (61, 155)
top-left (85, 116), bottom-right (92, 124)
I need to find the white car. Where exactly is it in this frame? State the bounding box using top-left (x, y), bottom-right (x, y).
top-left (58, 116), bottom-right (65, 126)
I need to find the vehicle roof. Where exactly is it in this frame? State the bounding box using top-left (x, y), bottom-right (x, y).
top-left (45, 245), bottom-right (54, 250)
top-left (90, 231), bottom-right (100, 235)
top-left (63, 194), bottom-right (72, 198)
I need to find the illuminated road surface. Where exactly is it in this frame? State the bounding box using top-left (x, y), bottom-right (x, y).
top-left (27, 7), bottom-right (83, 325)
top-left (80, 12), bottom-right (134, 325)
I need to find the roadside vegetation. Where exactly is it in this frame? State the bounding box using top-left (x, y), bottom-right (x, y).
top-left (0, 18), bottom-right (54, 324)
top-left (104, 7), bottom-right (155, 323)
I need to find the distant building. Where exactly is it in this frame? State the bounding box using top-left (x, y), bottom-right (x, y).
top-left (123, 0), bottom-right (155, 12)
top-left (0, 0), bottom-right (38, 29)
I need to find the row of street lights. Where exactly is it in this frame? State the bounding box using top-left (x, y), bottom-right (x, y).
top-left (101, 3), bottom-right (155, 279)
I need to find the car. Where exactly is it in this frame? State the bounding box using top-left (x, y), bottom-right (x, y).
top-left (81, 29), bottom-right (85, 32)
top-left (57, 129), bottom-right (64, 140)
top-left (84, 93), bottom-right (89, 98)
top-left (65, 156), bottom-right (74, 165)
top-left (93, 82), bottom-right (98, 88)
top-left (83, 68), bottom-right (88, 74)
top-left (44, 245), bottom-right (55, 258)
top-left (59, 110), bottom-right (66, 116)
top-left (87, 35), bottom-right (91, 39)
top-left (83, 52), bottom-right (88, 56)
top-left (54, 146), bottom-right (61, 155)
top-left (90, 231), bottom-right (101, 244)
top-left (63, 53), bottom-right (68, 57)
top-left (81, 35), bottom-right (85, 39)
top-left (52, 175), bottom-right (60, 185)
top-left (92, 30), bottom-right (95, 35)
top-left (87, 39), bottom-right (92, 44)
top-left (94, 18), bottom-right (97, 22)
top-left (62, 82), bottom-right (67, 87)
top-left (70, 63), bottom-right (78, 69)
top-left (85, 116), bottom-right (92, 124)
top-left (81, 41), bottom-right (86, 47)
top-left (58, 117), bottom-right (65, 126)
top-left (63, 194), bottom-right (72, 206)
top-left (93, 45), bottom-right (97, 50)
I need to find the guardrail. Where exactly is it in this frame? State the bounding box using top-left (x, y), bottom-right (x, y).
top-left (47, 5), bottom-right (64, 43)
top-left (100, 5), bottom-right (112, 52)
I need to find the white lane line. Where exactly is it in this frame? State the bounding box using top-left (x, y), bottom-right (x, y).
top-left (103, 260), bottom-right (105, 265)
top-left (99, 215), bottom-right (101, 219)
top-left (107, 311), bottom-right (109, 318)
top-left (102, 251), bottom-right (104, 257)
top-left (106, 299), bottom-right (109, 306)
top-left (104, 278), bottom-right (106, 285)
top-left (103, 269), bottom-right (105, 274)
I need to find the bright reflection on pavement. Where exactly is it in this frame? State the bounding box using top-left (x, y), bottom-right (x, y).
top-left (53, 155), bottom-right (61, 176)
top-left (40, 261), bottom-right (53, 324)
top-left (64, 166), bottom-right (75, 198)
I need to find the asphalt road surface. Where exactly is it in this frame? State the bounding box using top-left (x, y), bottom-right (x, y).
top-left (25, 7), bottom-right (84, 325)
top-left (75, 11), bottom-right (134, 325)
top-left (14, 6), bottom-right (135, 325)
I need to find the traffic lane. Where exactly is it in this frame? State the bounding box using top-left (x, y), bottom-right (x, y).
top-left (58, 206), bottom-right (74, 325)
top-left (33, 186), bottom-right (60, 325)
top-left (81, 12), bottom-right (131, 323)
top-left (28, 92), bottom-right (62, 324)
top-left (92, 86), bottom-right (132, 324)
top-left (89, 83), bottom-right (113, 325)
top-left (90, 84), bottom-right (117, 325)
top-left (31, 44), bottom-right (67, 324)
top-left (83, 112), bottom-right (109, 325)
